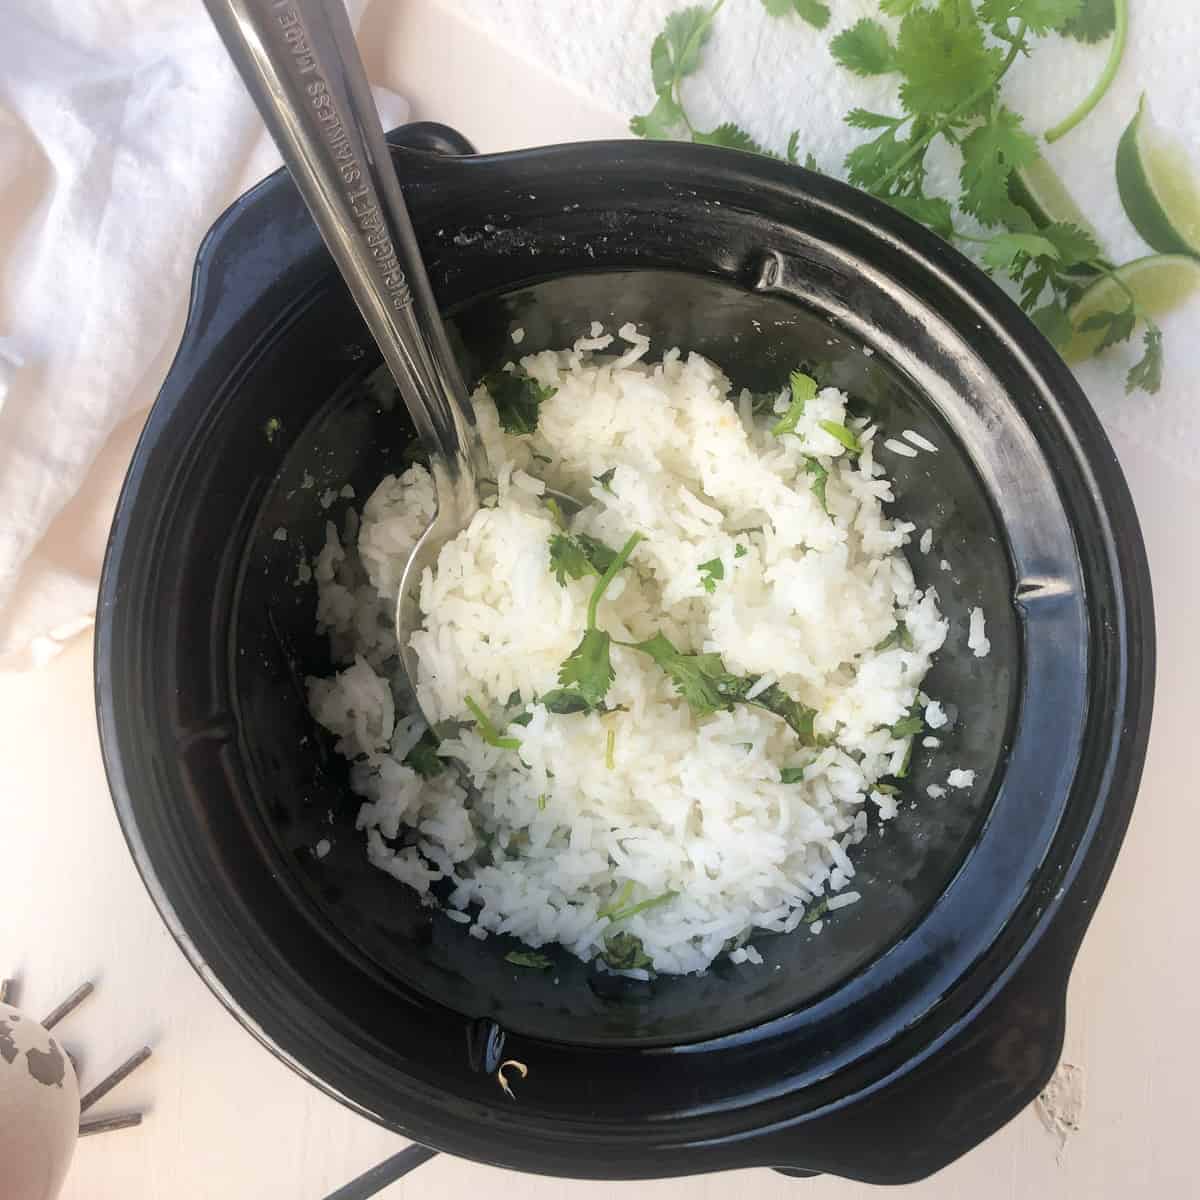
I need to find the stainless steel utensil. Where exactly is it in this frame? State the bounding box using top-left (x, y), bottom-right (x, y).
top-left (203, 0), bottom-right (485, 699)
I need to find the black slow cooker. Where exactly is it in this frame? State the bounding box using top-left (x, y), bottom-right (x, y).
top-left (96, 123), bottom-right (1154, 1183)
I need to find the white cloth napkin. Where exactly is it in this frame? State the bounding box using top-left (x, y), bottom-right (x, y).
top-left (455, 0), bottom-right (1200, 462)
top-left (0, 0), bottom-right (407, 668)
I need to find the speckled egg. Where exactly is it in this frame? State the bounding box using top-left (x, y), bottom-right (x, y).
top-left (0, 1001), bottom-right (80, 1200)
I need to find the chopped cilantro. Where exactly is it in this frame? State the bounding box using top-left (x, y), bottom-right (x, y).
top-left (505, 949), bottom-right (553, 969)
top-left (482, 369), bottom-right (555, 435)
top-left (555, 532), bottom-right (643, 708)
top-left (606, 890), bottom-right (678, 923)
top-left (598, 880), bottom-right (635, 918)
top-left (890, 702), bottom-right (925, 738)
top-left (594, 467), bottom-right (617, 493)
top-left (771, 371), bottom-right (818, 437)
top-left (698, 556), bottom-right (725, 593)
top-left (538, 687), bottom-right (594, 715)
top-left (558, 629), bottom-right (615, 708)
top-left (548, 532), bottom-right (594, 585)
top-left (543, 496), bottom-right (565, 528)
top-left (630, 631), bottom-right (752, 717)
top-left (735, 543), bottom-right (748, 559)
top-left (780, 766), bottom-right (807, 784)
top-left (602, 931), bottom-right (653, 971)
top-left (403, 730), bottom-right (445, 778)
top-left (750, 683), bottom-right (819, 743)
top-left (548, 530), bottom-right (620, 585)
top-left (464, 694), bottom-right (521, 751)
top-left (806, 458), bottom-right (830, 515)
top-left (819, 420), bottom-right (863, 454)
top-left (630, 632), bottom-right (820, 743)
top-left (875, 622), bottom-right (914, 652)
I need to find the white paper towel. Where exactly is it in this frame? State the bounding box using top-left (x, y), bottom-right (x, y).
top-left (455, 0), bottom-right (1200, 464)
top-left (0, 0), bottom-right (407, 667)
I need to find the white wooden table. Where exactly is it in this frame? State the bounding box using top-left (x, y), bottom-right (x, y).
top-left (2, 1), bottom-right (1197, 1196)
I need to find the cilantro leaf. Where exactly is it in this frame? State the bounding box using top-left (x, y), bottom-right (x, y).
top-left (803, 897), bottom-right (829, 924)
top-left (483, 370), bottom-right (555, 435)
top-left (880, 0), bottom-right (921, 13)
top-left (772, 370), bottom-right (818, 436)
top-left (890, 703), bottom-right (925, 738)
top-left (780, 766), bottom-right (807, 784)
top-left (661, 6), bottom-right (717, 85)
top-left (982, 231), bottom-right (1060, 273)
top-left (576, 533), bottom-right (618, 574)
top-left (553, 531), bottom-right (643, 708)
top-left (845, 125), bottom-right (910, 193)
top-left (603, 931), bottom-right (653, 970)
top-left (786, 130), bottom-right (801, 164)
top-left (894, 7), bottom-right (1003, 116)
top-left (1126, 322), bottom-right (1164, 395)
top-left (629, 93), bottom-right (687, 140)
top-left (404, 730), bottom-right (445, 778)
top-left (1079, 303), bottom-right (1136, 352)
top-left (735, 543), bottom-right (748, 559)
top-left (631, 5), bottom-right (717, 141)
top-left (979, 0), bottom-right (1083, 36)
top-left (548, 531), bottom-right (619, 585)
top-left (505, 950), bottom-right (553, 969)
top-left (594, 467), bottom-right (616, 493)
top-left (818, 420), bottom-right (863, 454)
top-left (762, 0), bottom-right (831, 28)
top-left (548, 532), bottom-right (595, 585)
top-left (538, 687), bottom-right (595, 715)
top-left (831, 20), bottom-right (897, 76)
top-left (793, 0), bottom-right (831, 27)
top-left (464, 695), bottom-right (521, 751)
top-left (1061, 0), bottom-right (1116, 42)
top-left (845, 109), bottom-right (904, 131)
top-left (698, 557), bottom-right (725, 593)
top-left (1031, 300), bottom-right (1075, 349)
top-left (875, 622), bottom-right (914, 652)
top-left (633, 632), bottom-right (748, 716)
top-left (806, 458), bottom-right (831, 515)
top-left (693, 123), bottom-right (768, 155)
top-left (1039, 221), bottom-right (1101, 268)
top-left (959, 106), bottom-right (1039, 226)
top-left (750, 683), bottom-right (819, 743)
top-left (887, 195), bottom-right (956, 238)
top-left (558, 628), bottom-right (615, 708)
top-left (606, 889), bottom-right (678, 923)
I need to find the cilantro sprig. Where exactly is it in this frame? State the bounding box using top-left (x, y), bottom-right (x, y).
top-left (629, 1), bottom-right (1164, 395)
top-left (629, 631), bottom-right (820, 742)
top-left (556, 532), bottom-right (644, 709)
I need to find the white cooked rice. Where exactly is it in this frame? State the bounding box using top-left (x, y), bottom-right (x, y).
top-left (968, 605), bottom-right (991, 658)
top-left (903, 430), bottom-right (938, 452)
top-left (883, 438), bottom-right (918, 457)
top-left (305, 326), bottom-right (959, 975)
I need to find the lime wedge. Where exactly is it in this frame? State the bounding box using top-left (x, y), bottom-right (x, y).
top-left (1062, 254), bottom-right (1200, 364)
top-left (1116, 95), bottom-right (1200, 258)
top-left (1011, 155), bottom-right (1101, 237)
top-left (1010, 155), bottom-right (1108, 279)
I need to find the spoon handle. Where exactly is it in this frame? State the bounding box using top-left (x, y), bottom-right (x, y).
top-left (204, 0), bottom-right (483, 501)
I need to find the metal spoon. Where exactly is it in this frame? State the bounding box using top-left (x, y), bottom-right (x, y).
top-left (204, 0), bottom-right (484, 699)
